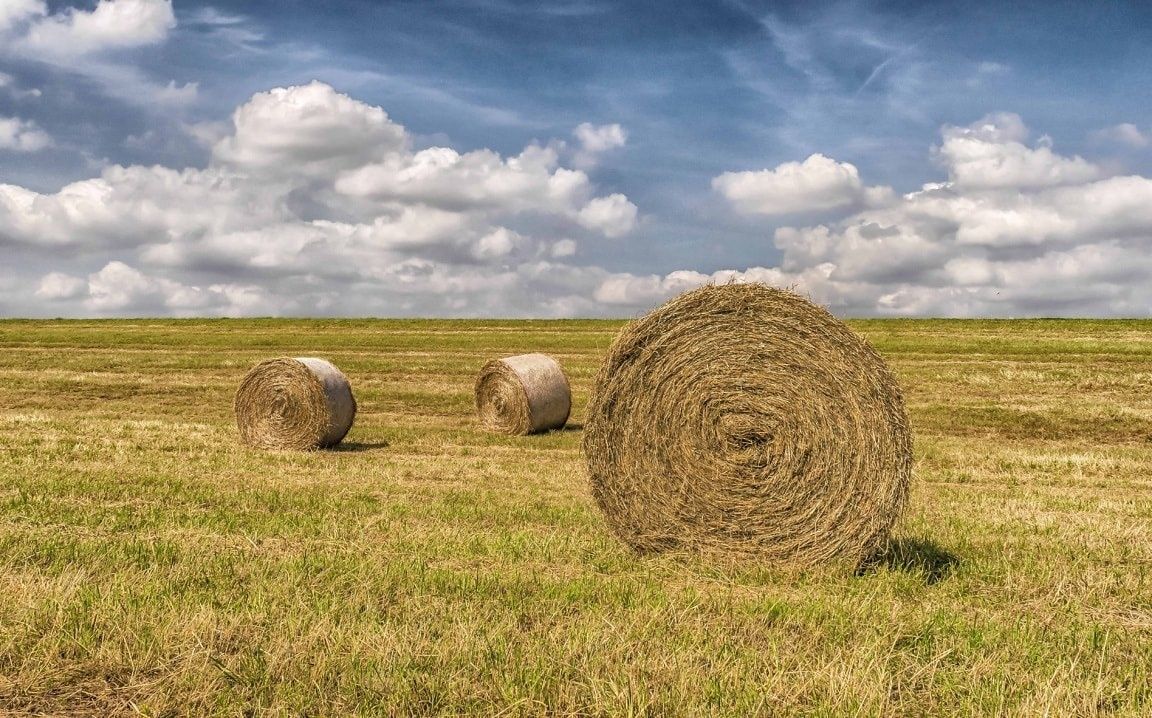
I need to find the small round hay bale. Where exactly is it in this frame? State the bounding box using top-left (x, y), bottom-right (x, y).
top-left (583, 283), bottom-right (911, 566)
top-left (475, 353), bottom-right (571, 435)
top-left (234, 357), bottom-right (356, 450)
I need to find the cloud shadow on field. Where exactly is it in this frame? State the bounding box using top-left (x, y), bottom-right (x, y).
top-left (332, 441), bottom-right (391, 453)
top-left (860, 537), bottom-right (960, 585)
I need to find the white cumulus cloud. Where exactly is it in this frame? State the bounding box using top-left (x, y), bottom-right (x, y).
top-left (572, 122), bottom-right (627, 168)
top-left (574, 122), bottom-right (627, 153)
top-left (35, 271), bottom-right (85, 300)
top-left (606, 113), bottom-right (1152, 317)
top-left (1, 0), bottom-right (186, 108)
top-left (9, 101), bottom-right (1152, 318)
top-left (936, 112), bottom-right (1099, 189)
top-left (0, 116), bottom-right (51, 151)
top-left (1, 82), bottom-right (638, 317)
top-left (1090, 123), bottom-right (1149, 149)
top-left (16, 0), bottom-right (174, 58)
top-left (75, 261), bottom-right (277, 315)
top-left (214, 81), bottom-right (408, 180)
top-left (713, 153), bottom-right (892, 216)
top-left (0, 0), bottom-right (45, 34)
top-left (576, 193), bottom-right (638, 238)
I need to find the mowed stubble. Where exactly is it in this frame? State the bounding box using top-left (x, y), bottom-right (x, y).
top-left (0, 317), bottom-right (1150, 716)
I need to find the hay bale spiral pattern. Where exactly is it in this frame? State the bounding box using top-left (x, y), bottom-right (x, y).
top-left (583, 283), bottom-right (911, 566)
top-left (475, 353), bottom-right (571, 435)
top-left (234, 357), bottom-right (356, 450)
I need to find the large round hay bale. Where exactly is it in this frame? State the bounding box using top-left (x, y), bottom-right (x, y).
top-left (583, 283), bottom-right (911, 566)
top-left (475, 353), bottom-right (571, 435)
top-left (234, 357), bottom-right (356, 450)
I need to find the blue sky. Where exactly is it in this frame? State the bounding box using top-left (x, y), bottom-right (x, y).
top-left (3, 0), bottom-right (1152, 317)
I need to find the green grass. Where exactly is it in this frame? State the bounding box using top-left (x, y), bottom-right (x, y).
top-left (1, 318), bottom-right (1150, 716)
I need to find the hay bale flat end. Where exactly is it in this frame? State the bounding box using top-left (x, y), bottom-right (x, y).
top-left (475, 353), bottom-right (571, 435)
top-left (583, 283), bottom-right (912, 567)
top-left (234, 357), bottom-right (356, 450)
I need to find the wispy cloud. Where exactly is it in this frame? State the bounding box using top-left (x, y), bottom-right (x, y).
top-left (181, 5), bottom-right (266, 53)
top-left (0, 0), bottom-right (191, 109)
top-left (854, 41), bottom-right (921, 96)
top-left (1090, 123), bottom-right (1149, 149)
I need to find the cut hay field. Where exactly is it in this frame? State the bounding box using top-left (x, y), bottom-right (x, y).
top-left (1, 318), bottom-right (1150, 717)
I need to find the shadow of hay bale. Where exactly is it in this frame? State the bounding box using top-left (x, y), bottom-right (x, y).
top-left (859, 538), bottom-right (960, 584)
top-left (331, 440), bottom-right (391, 453)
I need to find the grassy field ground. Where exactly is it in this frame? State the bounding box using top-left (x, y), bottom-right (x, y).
top-left (1, 318), bottom-right (1150, 716)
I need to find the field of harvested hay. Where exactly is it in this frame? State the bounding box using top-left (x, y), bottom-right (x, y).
top-left (1, 318), bottom-right (1150, 716)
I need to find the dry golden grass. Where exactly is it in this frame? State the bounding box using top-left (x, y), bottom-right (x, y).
top-left (0, 317), bottom-right (1150, 716)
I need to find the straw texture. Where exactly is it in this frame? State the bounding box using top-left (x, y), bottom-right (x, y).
top-left (583, 283), bottom-right (912, 566)
top-left (475, 353), bottom-right (571, 435)
top-left (234, 357), bottom-right (356, 450)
